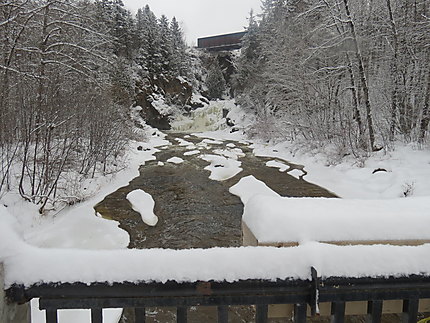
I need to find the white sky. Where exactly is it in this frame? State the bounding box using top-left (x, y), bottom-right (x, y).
top-left (122, 0), bottom-right (262, 46)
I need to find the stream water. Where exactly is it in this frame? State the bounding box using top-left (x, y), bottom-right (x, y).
top-left (95, 132), bottom-right (336, 249)
top-left (94, 131), bottom-right (337, 322)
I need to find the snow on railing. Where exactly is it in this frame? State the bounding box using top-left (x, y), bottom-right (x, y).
top-left (6, 266), bottom-right (430, 323)
top-left (3, 243), bottom-right (430, 288)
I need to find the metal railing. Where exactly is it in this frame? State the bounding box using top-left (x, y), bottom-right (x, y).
top-left (6, 268), bottom-right (430, 323)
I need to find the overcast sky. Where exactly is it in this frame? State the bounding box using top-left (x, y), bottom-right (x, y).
top-left (122, 0), bottom-right (262, 46)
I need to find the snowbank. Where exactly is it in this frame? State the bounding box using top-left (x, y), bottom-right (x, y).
top-left (229, 176), bottom-right (279, 204)
top-left (242, 195), bottom-right (430, 244)
top-left (126, 190), bottom-right (158, 226)
top-left (2, 203), bottom-right (430, 288)
top-left (254, 141), bottom-right (430, 199)
top-left (0, 127), bottom-right (169, 322)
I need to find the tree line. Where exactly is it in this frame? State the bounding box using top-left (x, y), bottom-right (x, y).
top-left (234, 0), bottom-right (430, 155)
top-left (0, 0), bottom-right (189, 212)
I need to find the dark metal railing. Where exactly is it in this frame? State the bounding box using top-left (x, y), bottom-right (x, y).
top-left (6, 268), bottom-right (430, 323)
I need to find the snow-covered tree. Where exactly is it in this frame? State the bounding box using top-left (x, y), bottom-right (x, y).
top-left (233, 0), bottom-right (430, 152)
top-left (206, 59), bottom-right (226, 100)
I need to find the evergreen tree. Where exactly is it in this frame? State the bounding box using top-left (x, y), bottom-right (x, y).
top-left (234, 10), bottom-right (261, 94)
top-left (206, 60), bottom-right (226, 100)
top-left (135, 5), bottom-right (162, 77)
top-left (170, 17), bottom-right (190, 77)
top-left (158, 15), bottom-right (174, 77)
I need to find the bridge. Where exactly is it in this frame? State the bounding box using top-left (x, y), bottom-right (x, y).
top-left (197, 31), bottom-right (247, 52)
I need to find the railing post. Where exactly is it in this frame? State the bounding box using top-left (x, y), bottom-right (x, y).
top-left (402, 299), bottom-right (419, 323)
top-left (177, 306), bottom-right (187, 323)
top-left (294, 303), bottom-right (307, 323)
top-left (256, 304), bottom-right (268, 323)
top-left (135, 307), bottom-right (146, 323)
top-left (310, 267), bottom-right (319, 316)
top-left (366, 300), bottom-right (382, 323)
top-left (0, 263), bottom-right (30, 323)
top-left (91, 308), bottom-right (102, 323)
top-left (45, 309), bottom-right (58, 323)
top-left (331, 301), bottom-right (346, 323)
top-left (217, 306), bottom-right (228, 323)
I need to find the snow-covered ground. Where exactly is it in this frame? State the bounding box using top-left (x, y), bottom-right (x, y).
top-left (0, 127), bottom-right (170, 323)
top-left (1, 101), bottom-right (430, 323)
top-left (194, 103), bottom-right (430, 200)
top-left (253, 141), bottom-right (430, 199)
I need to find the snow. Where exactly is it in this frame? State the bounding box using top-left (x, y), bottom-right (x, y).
top-left (184, 150), bottom-right (200, 156)
top-left (167, 157), bottom-right (184, 164)
top-left (2, 207), bottom-right (430, 286)
top-left (0, 126), bottom-right (169, 323)
top-left (126, 190), bottom-right (158, 227)
top-left (1, 100), bottom-right (430, 322)
top-left (213, 148), bottom-right (245, 160)
top-left (253, 142), bottom-right (430, 199)
top-left (199, 154), bottom-right (242, 181)
top-left (175, 137), bottom-right (194, 147)
top-left (150, 93), bottom-right (176, 116)
top-left (266, 160), bottom-right (290, 172)
top-left (31, 299), bottom-right (122, 323)
top-left (229, 176), bottom-right (280, 204)
top-left (242, 195), bottom-right (430, 244)
top-left (201, 138), bottom-right (224, 145)
top-left (170, 101), bottom-right (226, 132)
top-left (288, 169), bottom-right (305, 179)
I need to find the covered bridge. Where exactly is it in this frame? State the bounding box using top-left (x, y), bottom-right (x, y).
top-left (197, 31), bottom-right (247, 52)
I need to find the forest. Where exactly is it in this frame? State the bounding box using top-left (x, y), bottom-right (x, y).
top-left (0, 0), bottom-right (190, 211)
top-left (235, 0), bottom-right (430, 155)
top-left (1, 0), bottom-right (430, 212)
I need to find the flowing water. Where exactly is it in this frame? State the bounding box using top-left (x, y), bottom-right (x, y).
top-left (95, 132), bottom-right (336, 249)
top-left (94, 131), bottom-right (337, 322)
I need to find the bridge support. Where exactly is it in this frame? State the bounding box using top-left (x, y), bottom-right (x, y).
top-left (1, 263), bottom-right (30, 323)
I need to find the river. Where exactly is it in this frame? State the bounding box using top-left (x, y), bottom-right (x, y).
top-left (94, 131), bottom-right (336, 322)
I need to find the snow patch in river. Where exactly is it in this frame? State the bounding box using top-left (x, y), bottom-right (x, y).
top-left (288, 169), bottom-right (305, 179)
top-left (266, 160), bottom-right (290, 172)
top-left (213, 148), bottom-right (245, 160)
top-left (199, 154), bottom-right (242, 181)
top-left (184, 150), bottom-right (200, 156)
top-left (167, 157), bottom-right (184, 164)
top-left (126, 190), bottom-right (158, 226)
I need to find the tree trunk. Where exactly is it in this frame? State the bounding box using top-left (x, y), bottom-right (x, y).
top-left (343, 0), bottom-right (376, 151)
top-left (346, 54), bottom-right (364, 141)
top-left (419, 52), bottom-right (430, 142)
top-left (386, 0), bottom-right (400, 141)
